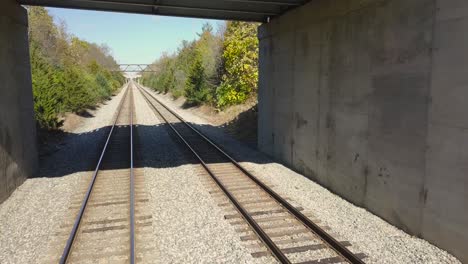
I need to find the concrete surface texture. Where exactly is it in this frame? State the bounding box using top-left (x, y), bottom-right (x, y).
top-left (258, 0), bottom-right (467, 262)
top-left (0, 0), bottom-right (38, 203)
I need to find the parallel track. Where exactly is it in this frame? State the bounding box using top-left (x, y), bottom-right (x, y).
top-left (60, 85), bottom-right (136, 264)
top-left (137, 84), bottom-right (366, 264)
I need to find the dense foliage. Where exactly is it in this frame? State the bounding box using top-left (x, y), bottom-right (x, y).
top-left (28, 7), bottom-right (124, 129)
top-left (217, 22), bottom-right (259, 107)
top-left (141, 22), bottom-right (259, 108)
top-left (185, 53), bottom-right (211, 105)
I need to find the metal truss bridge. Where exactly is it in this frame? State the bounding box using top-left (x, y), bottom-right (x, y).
top-left (113, 64), bottom-right (157, 73)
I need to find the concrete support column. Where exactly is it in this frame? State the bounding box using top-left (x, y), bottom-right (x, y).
top-left (422, 1), bottom-right (468, 261)
top-left (258, 0), bottom-right (468, 262)
top-left (0, 0), bottom-right (38, 203)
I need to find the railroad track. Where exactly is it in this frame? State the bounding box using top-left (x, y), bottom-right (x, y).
top-left (137, 84), bottom-right (367, 264)
top-left (58, 84), bottom-right (151, 264)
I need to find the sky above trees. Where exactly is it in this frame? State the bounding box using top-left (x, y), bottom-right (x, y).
top-left (47, 8), bottom-right (219, 65)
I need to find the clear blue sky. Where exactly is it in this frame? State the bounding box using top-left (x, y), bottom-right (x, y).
top-left (47, 8), bottom-right (220, 65)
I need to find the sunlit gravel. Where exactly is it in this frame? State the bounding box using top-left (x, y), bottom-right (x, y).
top-left (146, 87), bottom-right (461, 264)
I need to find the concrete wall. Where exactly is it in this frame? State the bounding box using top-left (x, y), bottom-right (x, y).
top-left (0, 0), bottom-right (38, 203)
top-left (258, 0), bottom-right (467, 262)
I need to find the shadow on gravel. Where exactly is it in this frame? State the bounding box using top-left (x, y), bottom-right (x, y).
top-left (217, 105), bottom-right (258, 148)
top-left (75, 110), bottom-right (95, 118)
top-left (36, 121), bottom-right (270, 178)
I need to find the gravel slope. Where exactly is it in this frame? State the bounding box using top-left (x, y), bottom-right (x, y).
top-left (143, 86), bottom-right (461, 264)
top-left (0, 86), bottom-right (128, 264)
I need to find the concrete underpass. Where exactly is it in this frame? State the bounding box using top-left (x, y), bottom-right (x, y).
top-left (0, 0), bottom-right (467, 262)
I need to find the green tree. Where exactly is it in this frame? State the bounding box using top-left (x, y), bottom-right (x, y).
top-left (59, 65), bottom-right (92, 113)
top-left (28, 7), bottom-right (59, 63)
top-left (185, 54), bottom-right (210, 105)
top-left (30, 41), bottom-right (63, 129)
top-left (142, 21), bottom-right (258, 108)
top-left (27, 6), bottom-right (125, 130)
top-left (141, 23), bottom-right (222, 102)
top-left (217, 22), bottom-right (259, 107)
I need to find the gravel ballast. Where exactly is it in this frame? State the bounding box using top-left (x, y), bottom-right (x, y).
top-left (144, 87), bottom-right (461, 264)
top-left (133, 86), bottom-right (263, 263)
top-left (1, 84), bottom-right (264, 264)
top-left (0, 86), bottom-right (128, 264)
top-left (0, 81), bottom-right (461, 263)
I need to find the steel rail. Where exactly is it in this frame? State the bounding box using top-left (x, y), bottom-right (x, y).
top-left (129, 85), bottom-right (136, 264)
top-left (137, 84), bottom-right (365, 264)
top-left (137, 86), bottom-right (290, 263)
top-left (59, 85), bottom-right (131, 264)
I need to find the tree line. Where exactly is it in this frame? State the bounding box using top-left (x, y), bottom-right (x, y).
top-left (28, 7), bottom-right (125, 129)
top-left (141, 21), bottom-right (259, 108)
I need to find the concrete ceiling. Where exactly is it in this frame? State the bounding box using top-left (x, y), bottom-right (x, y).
top-left (19, 0), bottom-right (309, 22)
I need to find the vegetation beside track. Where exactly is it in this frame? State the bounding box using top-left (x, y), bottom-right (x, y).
top-left (140, 22), bottom-right (259, 109)
top-left (28, 7), bottom-right (125, 129)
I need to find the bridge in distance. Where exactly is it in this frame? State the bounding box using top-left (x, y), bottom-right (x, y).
top-left (115, 64), bottom-right (157, 73)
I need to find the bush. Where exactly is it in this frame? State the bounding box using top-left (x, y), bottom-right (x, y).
top-left (171, 88), bottom-right (184, 99)
top-left (217, 22), bottom-right (259, 108)
top-left (28, 7), bottom-right (125, 130)
top-left (184, 55), bottom-right (211, 105)
top-left (95, 73), bottom-right (112, 99)
top-left (58, 66), bottom-right (93, 112)
top-left (141, 21), bottom-right (258, 108)
top-left (30, 42), bottom-right (63, 129)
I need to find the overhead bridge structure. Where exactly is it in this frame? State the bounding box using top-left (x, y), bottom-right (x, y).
top-left (18, 0), bottom-right (307, 22)
top-left (114, 64), bottom-right (157, 73)
top-left (1, 0), bottom-right (468, 263)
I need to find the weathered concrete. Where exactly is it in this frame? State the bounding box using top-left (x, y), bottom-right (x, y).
top-left (0, 0), bottom-right (38, 203)
top-left (258, 0), bottom-right (467, 262)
